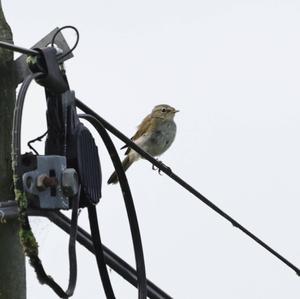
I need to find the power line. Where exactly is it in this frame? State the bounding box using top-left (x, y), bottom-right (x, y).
top-left (76, 98), bottom-right (300, 277)
top-left (28, 209), bottom-right (172, 299)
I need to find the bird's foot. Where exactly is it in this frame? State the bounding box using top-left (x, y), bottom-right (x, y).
top-left (152, 159), bottom-right (172, 175)
top-left (152, 159), bottom-right (161, 174)
top-left (152, 165), bottom-right (163, 175)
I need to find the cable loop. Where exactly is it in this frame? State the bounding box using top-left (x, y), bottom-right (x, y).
top-left (51, 26), bottom-right (80, 59)
top-left (79, 114), bottom-right (147, 299)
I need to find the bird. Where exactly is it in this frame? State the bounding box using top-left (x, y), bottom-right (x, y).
top-left (107, 104), bottom-right (179, 184)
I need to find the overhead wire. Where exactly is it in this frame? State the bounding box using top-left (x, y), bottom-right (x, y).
top-left (75, 98), bottom-right (300, 277)
top-left (28, 209), bottom-right (173, 299)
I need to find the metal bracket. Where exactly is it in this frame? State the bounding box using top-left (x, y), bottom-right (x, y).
top-left (14, 27), bottom-right (74, 84)
top-left (23, 155), bottom-right (78, 210)
top-left (0, 201), bottom-right (18, 223)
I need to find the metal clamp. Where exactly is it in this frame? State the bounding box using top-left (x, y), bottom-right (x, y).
top-left (23, 155), bottom-right (78, 210)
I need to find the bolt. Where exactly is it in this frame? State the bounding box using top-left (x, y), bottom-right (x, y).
top-left (37, 174), bottom-right (58, 190)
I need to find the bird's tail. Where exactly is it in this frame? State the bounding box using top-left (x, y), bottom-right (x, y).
top-left (107, 155), bottom-right (134, 184)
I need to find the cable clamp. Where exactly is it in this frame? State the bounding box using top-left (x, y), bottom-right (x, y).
top-left (22, 155), bottom-right (78, 210)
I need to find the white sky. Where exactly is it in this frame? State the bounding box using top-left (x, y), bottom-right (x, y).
top-left (2, 0), bottom-right (300, 298)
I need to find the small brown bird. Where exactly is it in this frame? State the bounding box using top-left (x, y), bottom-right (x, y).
top-left (108, 104), bottom-right (178, 184)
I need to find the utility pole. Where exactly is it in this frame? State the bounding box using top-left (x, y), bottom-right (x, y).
top-left (0, 2), bottom-right (26, 298)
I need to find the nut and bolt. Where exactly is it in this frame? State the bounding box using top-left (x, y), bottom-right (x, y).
top-left (37, 174), bottom-right (58, 190)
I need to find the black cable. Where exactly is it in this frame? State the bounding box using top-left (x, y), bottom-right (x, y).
top-left (28, 209), bottom-right (173, 299)
top-left (12, 73), bottom-right (43, 159)
top-left (79, 114), bottom-right (147, 299)
top-left (65, 186), bottom-right (80, 297)
top-left (75, 98), bottom-right (300, 277)
top-left (27, 189), bottom-right (80, 298)
top-left (13, 65), bottom-right (145, 299)
top-left (88, 206), bottom-right (116, 299)
top-left (51, 26), bottom-right (80, 59)
top-left (27, 131), bottom-right (48, 155)
top-left (0, 40), bottom-right (39, 56)
top-left (12, 72), bottom-right (80, 298)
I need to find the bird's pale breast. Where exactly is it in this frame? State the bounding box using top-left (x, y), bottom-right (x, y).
top-left (145, 119), bottom-right (177, 156)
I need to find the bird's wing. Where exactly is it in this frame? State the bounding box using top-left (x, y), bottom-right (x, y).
top-left (122, 114), bottom-right (153, 155)
top-left (132, 114), bottom-right (153, 140)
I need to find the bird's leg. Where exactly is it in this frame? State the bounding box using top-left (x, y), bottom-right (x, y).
top-left (152, 159), bottom-right (160, 173)
top-left (152, 159), bottom-right (172, 175)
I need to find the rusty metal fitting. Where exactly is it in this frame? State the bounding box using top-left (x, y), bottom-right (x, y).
top-left (37, 174), bottom-right (58, 190)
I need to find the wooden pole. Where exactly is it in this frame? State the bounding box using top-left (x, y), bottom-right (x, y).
top-left (0, 2), bottom-right (26, 298)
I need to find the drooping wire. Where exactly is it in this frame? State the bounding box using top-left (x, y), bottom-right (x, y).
top-left (75, 98), bottom-right (300, 277)
top-left (79, 114), bottom-right (148, 299)
top-left (27, 208), bottom-right (173, 299)
top-left (65, 185), bottom-right (81, 297)
top-left (27, 131), bottom-right (48, 155)
top-left (12, 72), bottom-right (80, 298)
top-left (51, 26), bottom-right (80, 59)
top-left (87, 206), bottom-right (116, 299)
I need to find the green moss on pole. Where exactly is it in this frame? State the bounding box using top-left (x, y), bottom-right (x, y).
top-left (0, 2), bottom-right (26, 298)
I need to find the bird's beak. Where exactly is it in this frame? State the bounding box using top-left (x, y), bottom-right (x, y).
top-left (174, 110), bottom-right (179, 113)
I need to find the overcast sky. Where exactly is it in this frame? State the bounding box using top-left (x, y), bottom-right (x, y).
top-left (2, 0), bottom-right (300, 298)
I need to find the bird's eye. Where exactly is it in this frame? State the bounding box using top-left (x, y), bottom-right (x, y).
top-left (161, 108), bottom-right (166, 112)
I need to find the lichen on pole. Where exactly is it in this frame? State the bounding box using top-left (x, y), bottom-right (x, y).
top-left (0, 2), bottom-right (26, 298)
